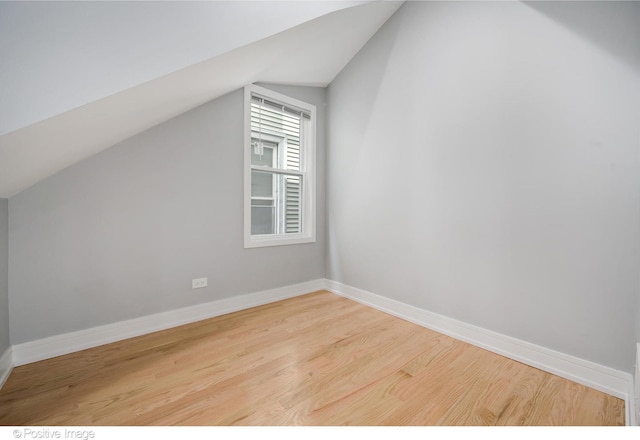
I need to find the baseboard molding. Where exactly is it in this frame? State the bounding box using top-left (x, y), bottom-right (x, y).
top-left (0, 347), bottom-right (13, 390)
top-left (632, 342), bottom-right (640, 426)
top-left (324, 279), bottom-right (635, 425)
top-left (11, 279), bottom-right (325, 367)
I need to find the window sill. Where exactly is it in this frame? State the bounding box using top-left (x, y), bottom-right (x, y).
top-left (244, 233), bottom-right (316, 249)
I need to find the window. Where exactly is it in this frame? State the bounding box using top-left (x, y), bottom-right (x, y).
top-left (244, 84), bottom-right (316, 248)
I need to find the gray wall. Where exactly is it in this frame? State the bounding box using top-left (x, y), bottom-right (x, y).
top-left (8, 85), bottom-right (326, 344)
top-left (0, 199), bottom-right (8, 354)
top-left (327, 1), bottom-right (640, 372)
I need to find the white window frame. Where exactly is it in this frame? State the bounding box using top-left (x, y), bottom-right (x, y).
top-left (244, 84), bottom-right (316, 248)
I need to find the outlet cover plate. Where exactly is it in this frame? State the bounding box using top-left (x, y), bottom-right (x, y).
top-left (192, 277), bottom-right (208, 289)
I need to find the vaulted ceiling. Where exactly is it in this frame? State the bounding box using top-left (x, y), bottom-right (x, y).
top-left (0, 1), bottom-right (402, 198)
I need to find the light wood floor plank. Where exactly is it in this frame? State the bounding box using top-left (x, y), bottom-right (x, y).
top-left (0, 291), bottom-right (625, 426)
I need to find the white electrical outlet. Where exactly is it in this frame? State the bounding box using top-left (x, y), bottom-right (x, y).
top-left (192, 277), bottom-right (208, 289)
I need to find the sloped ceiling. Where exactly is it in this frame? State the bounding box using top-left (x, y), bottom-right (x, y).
top-left (0, 1), bottom-right (402, 198)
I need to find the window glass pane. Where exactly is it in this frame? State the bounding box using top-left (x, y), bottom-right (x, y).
top-left (283, 175), bottom-right (301, 234)
top-left (251, 170), bottom-right (273, 198)
top-left (251, 100), bottom-right (301, 172)
top-left (250, 170), bottom-right (302, 235)
top-left (251, 199), bottom-right (272, 206)
top-left (285, 139), bottom-right (300, 172)
top-left (251, 205), bottom-right (274, 235)
top-left (250, 140), bottom-right (276, 167)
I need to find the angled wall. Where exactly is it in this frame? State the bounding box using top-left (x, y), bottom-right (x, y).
top-left (0, 0), bottom-right (356, 136)
top-left (8, 85), bottom-right (326, 345)
top-left (327, 1), bottom-right (640, 372)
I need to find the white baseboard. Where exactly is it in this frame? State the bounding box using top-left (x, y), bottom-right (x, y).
top-left (324, 279), bottom-right (635, 425)
top-left (11, 279), bottom-right (325, 367)
top-left (632, 342), bottom-right (640, 426)
top-left (0, 347), bottom-right (13, 390)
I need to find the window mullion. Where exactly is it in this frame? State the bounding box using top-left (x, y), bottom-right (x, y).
top-left (250, 165), bottom-right (304, 177)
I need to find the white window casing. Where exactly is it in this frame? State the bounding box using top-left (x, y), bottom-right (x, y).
top-left (244, 84), bottom-right (316, 248)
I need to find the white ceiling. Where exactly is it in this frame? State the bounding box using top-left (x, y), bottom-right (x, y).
top-left (0, 1), bottom-right (402, 198)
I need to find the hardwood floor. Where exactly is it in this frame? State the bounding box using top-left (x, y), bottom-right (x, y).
top-left (0, 291), bottom-right (625, 425)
